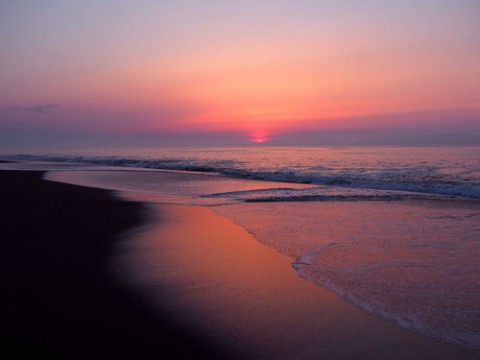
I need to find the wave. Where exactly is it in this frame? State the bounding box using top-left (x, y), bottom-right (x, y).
top-left (293, 247), bottom-right (480, 353)
top-left (212, 197), bottom-right (480, 353)
top-left (204, 187), bottom-right (439, 202)
top-left (4, 153), bottom-right (480, 200)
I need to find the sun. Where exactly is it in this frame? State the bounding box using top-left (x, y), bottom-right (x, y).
top-left (249, 130), bottom-right (269, 144)
top-left (252, 137), bottom-right (267, 143)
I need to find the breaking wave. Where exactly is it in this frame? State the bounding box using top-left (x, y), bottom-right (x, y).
top-left (4, 151), bottom-right (480, 200)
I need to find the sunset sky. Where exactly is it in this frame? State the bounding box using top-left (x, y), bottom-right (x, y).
top-left (1, 0), bottom-right (479, 148)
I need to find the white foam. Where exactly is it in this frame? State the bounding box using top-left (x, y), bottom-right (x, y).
top-left (3, 145), bottom-right (480, 199)
top-left (213, 200), bottom-right (480, 353)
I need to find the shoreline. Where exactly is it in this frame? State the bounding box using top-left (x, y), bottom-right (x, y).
top-left (1, 167), bottom-right (478, 359)
top-left (114, 193), bottom-right (480, 360)
top-left (0, 170), bottom-right (239, 359)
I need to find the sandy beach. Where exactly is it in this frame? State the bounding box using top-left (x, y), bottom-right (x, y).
top-left (0, 169), bottom-right (238, 359)
top-left (1, 166), bottom-right (478, 359)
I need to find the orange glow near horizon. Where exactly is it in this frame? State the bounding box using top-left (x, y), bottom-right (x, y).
top-left (7, 14), bottom-right (478, 137)
top-left (1, 1), bottom-right (480, 146)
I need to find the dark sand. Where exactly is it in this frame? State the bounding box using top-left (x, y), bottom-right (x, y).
top-left (0, 170), bottom-right (239, 359)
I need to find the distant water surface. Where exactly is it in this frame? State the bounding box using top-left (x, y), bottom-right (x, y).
top-left (4, 146), bottom-right (480, 199)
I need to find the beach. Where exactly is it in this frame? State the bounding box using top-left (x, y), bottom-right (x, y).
top-left (0, 169), bottom-right (239, 359)
top-left (1, 163), bottom-right (478, 359)
top-left (2, 1), bottom-right (479, 357)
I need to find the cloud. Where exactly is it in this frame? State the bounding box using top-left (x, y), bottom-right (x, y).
top-left (24, 103), bottom-right (61, 114)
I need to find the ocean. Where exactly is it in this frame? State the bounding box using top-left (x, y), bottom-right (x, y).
top-left (2, 145), bottom-right (480, 352)
top-left (5, 146), bottom-right (480, 199)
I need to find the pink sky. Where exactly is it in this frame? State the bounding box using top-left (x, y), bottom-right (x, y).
top-left (1, 0), bottom-right (479, 148)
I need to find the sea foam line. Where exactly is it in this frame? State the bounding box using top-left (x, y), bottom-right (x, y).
top-left (4, 154), bottom-right (480, 199)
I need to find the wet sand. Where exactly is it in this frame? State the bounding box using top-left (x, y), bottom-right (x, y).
top-left (114, 193), bottom-right (480, 360)
top-left (0, 170), bottom-right (239, 359)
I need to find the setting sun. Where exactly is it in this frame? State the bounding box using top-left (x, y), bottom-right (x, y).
top-left (249, 130), bottom-right (269, 144)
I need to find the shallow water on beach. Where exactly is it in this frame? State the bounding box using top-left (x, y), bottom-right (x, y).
top-left (212, 200), bottom-right (480, 352)
top-left (3, 147), bottom-right (480, 353)
top-left (44, 166), bottom-right (480, 352)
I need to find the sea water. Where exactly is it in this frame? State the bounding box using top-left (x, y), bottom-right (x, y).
top-left (211, 200), bottom-right (480, 352)
top-left (5, 146), bottom-right (480, 199)
top-left (3, 146), bottom-right (480, 351)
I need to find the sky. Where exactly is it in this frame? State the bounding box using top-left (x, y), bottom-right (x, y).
top-left (1, 0), bottom-right (479, 149)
